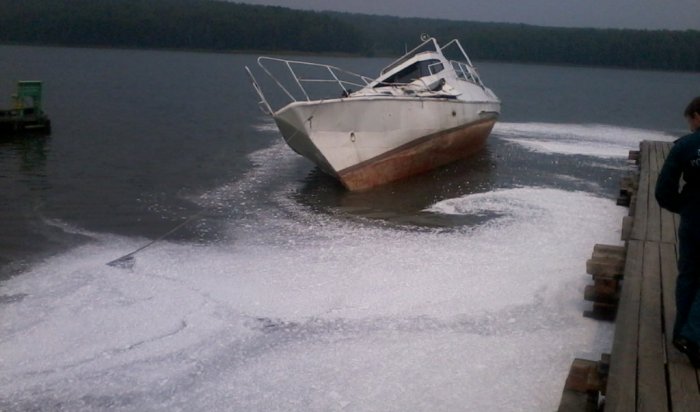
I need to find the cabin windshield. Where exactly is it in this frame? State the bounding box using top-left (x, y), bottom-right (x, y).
top-left (380, 39), bottom-right (439, 75)
top-left (376, 58), bottom-right (443, 86)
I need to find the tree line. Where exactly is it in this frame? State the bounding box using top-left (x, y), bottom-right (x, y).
top-left (0, 0), bottom-right (362, 53)
top-left (0, 0), bottom-right (698, 71)
top-left (340, 13), bottom-right (700, 71)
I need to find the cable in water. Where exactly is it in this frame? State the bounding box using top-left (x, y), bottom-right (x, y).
top-left (106, 210), bottom-right (206, 269)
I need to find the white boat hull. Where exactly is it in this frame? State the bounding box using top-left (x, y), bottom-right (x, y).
top-left (274, 96), bottom-right (499, 190)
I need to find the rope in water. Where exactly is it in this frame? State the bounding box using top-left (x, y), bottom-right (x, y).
top-left (106, 210), bottom-right (206, 268)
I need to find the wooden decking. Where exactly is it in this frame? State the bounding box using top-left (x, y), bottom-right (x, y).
top-left (605, 141), bottom-right (700, 411)
top-left (559, 141), bottom-right (700, 411)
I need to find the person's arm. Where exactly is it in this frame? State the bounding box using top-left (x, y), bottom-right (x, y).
top-left (655, 143), bottom-right (685, 213)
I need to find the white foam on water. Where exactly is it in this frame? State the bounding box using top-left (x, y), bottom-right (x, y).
top-left (495, 122), bottom-right (675, 158)
top-left (1, 128), bottom-right (627, 411)
top-left (251, 117), bottom-right (280, 133)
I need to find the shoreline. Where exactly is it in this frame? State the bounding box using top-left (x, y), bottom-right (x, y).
top-left (1, 41), bottom-right (698, 74)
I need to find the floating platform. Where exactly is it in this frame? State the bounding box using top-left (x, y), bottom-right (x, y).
top-left (0, 80), bottom-right (51, 137)
top-left (558, 141), bottom-right (700, 411)
top-left (0, 109), bottom-right (51, 135)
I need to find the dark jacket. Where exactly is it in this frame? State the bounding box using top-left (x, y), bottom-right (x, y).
top-left (656, 130), bottom-right (700, 222)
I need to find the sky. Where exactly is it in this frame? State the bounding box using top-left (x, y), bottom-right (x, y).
top-left (237, 0), bottom-right (700, 31)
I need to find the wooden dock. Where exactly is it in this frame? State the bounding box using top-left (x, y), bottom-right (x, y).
top-left (558, 141), bottom-right (700, 411)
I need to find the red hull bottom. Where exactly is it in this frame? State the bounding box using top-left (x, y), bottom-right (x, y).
top-left (337, 118), bottom-right (497, 191)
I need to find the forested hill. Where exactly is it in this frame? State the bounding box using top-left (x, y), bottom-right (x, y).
top-left (334, 13), bottom-right (700, 72)
top-left (0, 0), bottom-right (363, 53)
top-left (0, 0), bottom-right (698, 72)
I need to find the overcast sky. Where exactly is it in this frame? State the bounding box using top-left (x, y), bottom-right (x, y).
top-left (237, 0), bottom-right (700, 31)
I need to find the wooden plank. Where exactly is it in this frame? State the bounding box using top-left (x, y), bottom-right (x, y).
top-left (647, 169), bottom-right (662, 242)
top-left (648, 141), bottom-right (658, 172)
top-left (629, 150), bottom-right (641, 163)
top-left (622, 216), bottom-right (634, 241)
top-left (630, 142), bottom-right (650, 241)
top-left (651, 141), bottom-right (663, 173)
top-left (659, 142), bottom-right (674, 237)
top-left (584, 281), bottom-right (619, 303)
top-left (660, 242), bottom-right (700, 411)
top-left (593, 244), bottom-right (626, 259)
top-left (558, 390), bottom-right (598, 412)
top-left (646, 144), bottom-right (662, 242)
top-left (587, 257), bottom-right (625, 278)
top-left (621, 174), bottom-right (637, 193)
top-left (636, 241), bottom-right (668, 412)
top-left (605, 240), bottom-right (645, 411)
top-left (658, 142), bottom-right (679, 244)
top-left (564, 358), bottom-right (604, 392)
top-left (584, 302), bottom-right (618, 321)
top-left (661, 209), bottom-right (678, 244)
top-left (660, 141), bottom-right (669, 164)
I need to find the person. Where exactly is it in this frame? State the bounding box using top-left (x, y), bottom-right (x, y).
top-left (656, 96), bottom-right (700, 367)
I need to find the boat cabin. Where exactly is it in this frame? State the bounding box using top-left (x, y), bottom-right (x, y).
top-left (369, 37), bottom-right (484, 90)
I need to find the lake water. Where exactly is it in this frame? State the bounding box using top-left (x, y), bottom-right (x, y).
top-left (0, 44), bottom-right (698, 411)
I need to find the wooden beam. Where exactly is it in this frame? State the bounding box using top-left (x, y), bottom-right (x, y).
top-left (658, 143), bottom-right (678, 244)
top-left (622, 216), bottom-right (634, 241)
top-left (630, 142), bottom-right (650, 241)
top-left (646, 144), bottom-right (662, 242)
top-left (592, 244), bottom-right (626, 260)
top-left (605, 240), bottom-right (644, 411)
top-left (636, 241), bottom-right (668, 411)
top-left (587, 257), bottom-right (625, 278)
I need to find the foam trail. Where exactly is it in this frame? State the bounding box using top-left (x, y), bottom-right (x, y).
top-left (251, 117), bottom-right (279, 133)
top-left (0, 174), bottom-right (624, 411)
top-left (495, 122), bottom-right (675, 158)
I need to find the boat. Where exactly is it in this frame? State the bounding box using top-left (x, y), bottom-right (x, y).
top-left (0, 81), bottom-right (51, 137)
top-left (245, 35), bottom-right (500, 191)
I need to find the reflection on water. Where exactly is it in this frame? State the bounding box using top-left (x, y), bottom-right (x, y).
top-left (1, 134), bottom-right (49, 176)
top-left (0, 135), bottom-right (52, 277)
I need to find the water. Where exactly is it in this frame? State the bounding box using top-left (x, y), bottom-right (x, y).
top-left (1, 44), bottom-right (697, 411)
